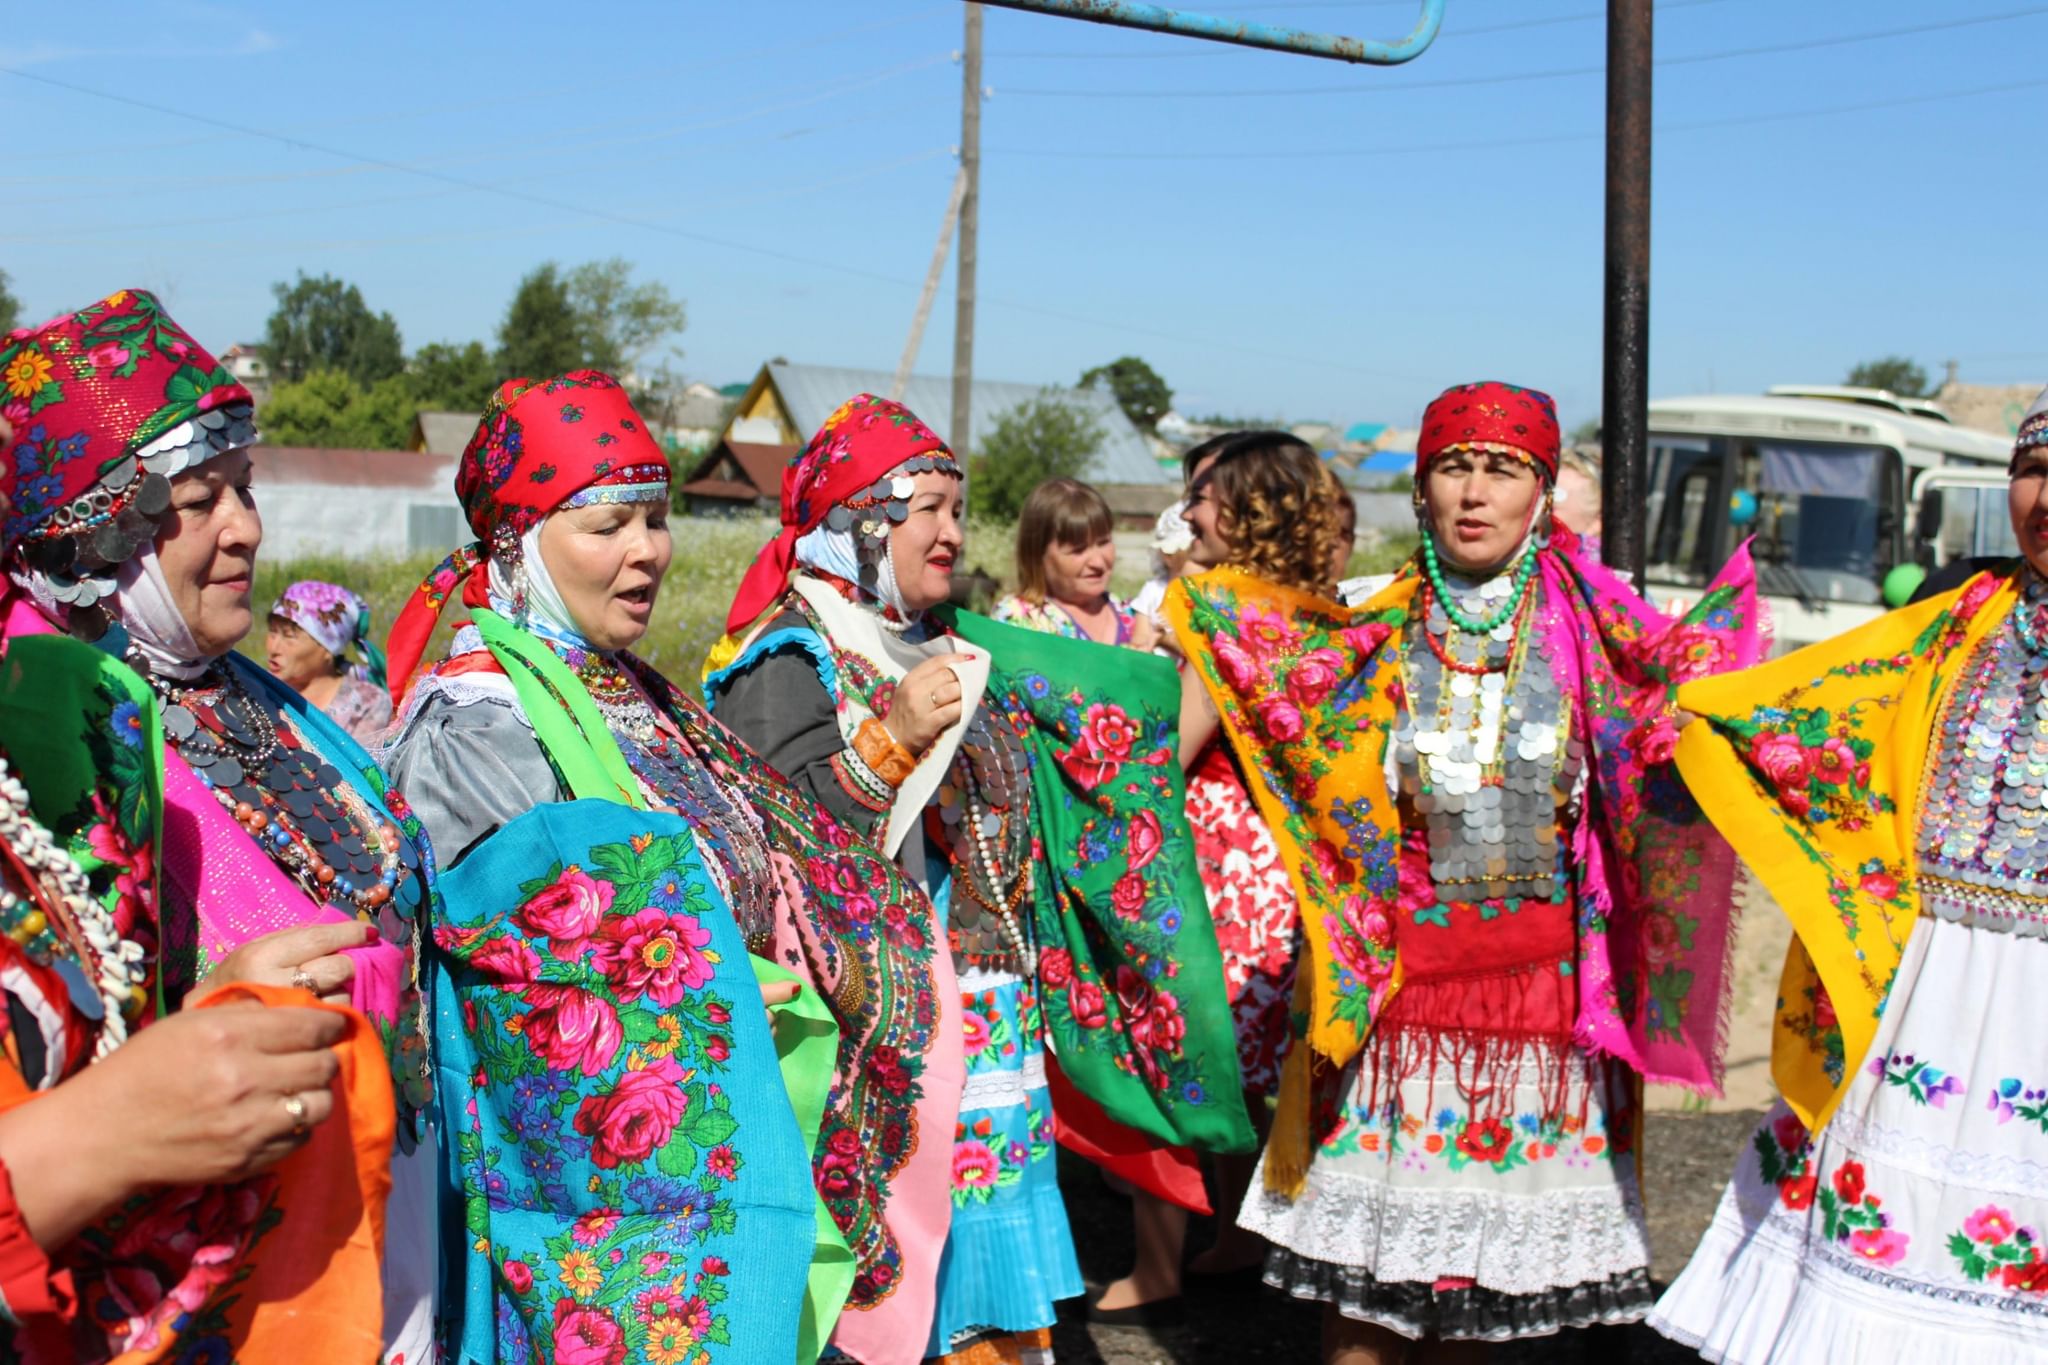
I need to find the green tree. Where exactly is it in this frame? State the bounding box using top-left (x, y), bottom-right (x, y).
top-left (1567, 417), bottom-right (1601, 446)
top-left (496, 259), bottom-right (687, 382)
top-left (566, 258), bottom-right (687, 377)
top-left (408, 340), bottom-right (500, 411)
top-left (0, 270), bottom-right (19, 334)
top-left (1845, 355), bottom-right (1930, 398)
top-left (1078, 355), bottom-right (1172, 433)
top-left (263, 272), bottom-right (404, 386)
top-left (260, 370), bottom-right (418, 449)
top-left (496, 264), bottom-right (587, 380)
top-left (969, 392), bottom-right (1105, 522)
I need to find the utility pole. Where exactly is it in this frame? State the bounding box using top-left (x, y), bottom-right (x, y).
top-left (1601, 0), bottom-right (1651, 592)
top-left (951, 3), bottom-right (983, 459)
top-left (892, 169), bottom-right (969, 402)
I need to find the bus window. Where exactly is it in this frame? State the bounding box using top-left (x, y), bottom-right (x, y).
top-left (1646, 436), bottom-right (1721, 587)
top-left (1745, 441), bottom-right (1893, 605)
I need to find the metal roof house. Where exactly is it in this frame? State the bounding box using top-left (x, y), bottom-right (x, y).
top-left (718, 360), bottom-right (1176, 515)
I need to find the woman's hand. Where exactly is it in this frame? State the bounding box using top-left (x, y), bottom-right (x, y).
top-left (0, 1002), bottom-right (347, 1248)
top-left (883, 654), bottom-right (975, 756)
top-left (194, 921), bottom-right (371, 1005)
top-left (1127, 615), bottom-right (1161, 653)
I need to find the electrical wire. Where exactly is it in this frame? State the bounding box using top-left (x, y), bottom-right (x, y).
top-left (998, 5), bottom-right (2048, 96)
top-left (985, 75), bottom-right (2048, 160)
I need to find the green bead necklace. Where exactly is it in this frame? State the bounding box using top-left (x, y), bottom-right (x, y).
top-left (1420, 531), bottom-right (1539, 636)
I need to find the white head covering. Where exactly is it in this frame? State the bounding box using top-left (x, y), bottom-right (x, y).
top-left (489, 521), bottom-right (590, 651)
top-left (111, 547), bottom-right (211, 680)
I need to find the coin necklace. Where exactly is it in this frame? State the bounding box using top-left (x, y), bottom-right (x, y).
top-left (151, 666), bottom-right (407, 915)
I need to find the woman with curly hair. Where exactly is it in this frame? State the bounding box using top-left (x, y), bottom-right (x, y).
top-left (1168, 387), bottom-right (1759, 1364)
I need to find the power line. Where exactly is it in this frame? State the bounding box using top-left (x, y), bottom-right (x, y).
top-left (983, 75), bottom-right (2048, 160)
top-left (998, 5), bottom-right (2048, 96)
top-left (2, 61), bottom-right (950, 206)
top-left (5, 5), bottom-right (956, 165)
top-left (0, 60), bottom-right (1420, 384)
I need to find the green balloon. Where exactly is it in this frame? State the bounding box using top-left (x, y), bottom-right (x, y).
top-left (1883, 563), bottom-right (1927, 609)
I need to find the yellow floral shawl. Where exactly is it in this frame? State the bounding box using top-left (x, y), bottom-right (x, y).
top-left (1674, 567), bottom-right (2016, 1133)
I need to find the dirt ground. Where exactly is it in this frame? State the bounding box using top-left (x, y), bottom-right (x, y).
top-left (1046, 1107), bottom-right (1762, 1363)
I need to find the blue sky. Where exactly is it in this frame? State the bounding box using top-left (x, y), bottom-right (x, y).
top-left (4, 0), bottom-right (2043, 434)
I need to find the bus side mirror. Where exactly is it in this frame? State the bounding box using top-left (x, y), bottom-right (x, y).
top-left (1915, 486), bottom-right (1944, 542)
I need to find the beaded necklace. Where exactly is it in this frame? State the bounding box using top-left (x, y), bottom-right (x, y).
top-left (149, 665), bottom-right (409, 916)
top-left (1420, 530), bottom-right (1538, 635)
top-left (0, 751), bottom-right (147, 1054)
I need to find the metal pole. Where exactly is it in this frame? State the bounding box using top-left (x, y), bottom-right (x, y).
top-left (952, 4), bottom-right (983, 459)
top-left (1601, 0), bottom-right (1651, 591)
top-left (976, 0), bottom-right (1443, 65)
top-left (892, 167), bottom-right (969, 402)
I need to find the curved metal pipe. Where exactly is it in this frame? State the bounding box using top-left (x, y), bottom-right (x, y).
top-left (975, 0), bottom-right (1445, 66)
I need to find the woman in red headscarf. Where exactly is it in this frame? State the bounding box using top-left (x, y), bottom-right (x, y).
top-left (1167, 383), bottom-right (1759, 1362)
top-left (383, 373), bottom-right (959, 1365)
top-left (708, 394), bottom-right (1084, 1365)
top-left (0, 291), bottom-right (413, 1364)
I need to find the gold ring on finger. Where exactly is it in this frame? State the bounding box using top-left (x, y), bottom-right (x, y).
top-left (282, 1091), bottom-right (309, 1137)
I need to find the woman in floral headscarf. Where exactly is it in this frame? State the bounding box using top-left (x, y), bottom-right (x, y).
top-left (266, 579), bottom-right (391, 743)
top-left (1647, 385), bottom-right (2048, 1364)
top-left (708, 394), bottom-right (1085, 1364)
top-left (1168, 383), bottom-right (1759, 1362)
top-left (382, 372), bottom-right (957, 1365)
top-left (0, 290), bottom-right (430, 1363)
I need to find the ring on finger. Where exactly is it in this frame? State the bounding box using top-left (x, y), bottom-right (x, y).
top-left (929, 689), bottom-right (941, 709)
top-left (281, 1092), bottom-right (309, 1137)
top-left (289, 968), bottom-right (316, 994)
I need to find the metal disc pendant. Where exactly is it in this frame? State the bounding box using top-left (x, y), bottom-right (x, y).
top-left (163, 705), bottom-right (198, 741)
top-left (134, 472), bottom-right (172, 517)
top-left (211, 755), bottom-right (244, 787)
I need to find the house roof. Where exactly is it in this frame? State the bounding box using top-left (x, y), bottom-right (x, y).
top-left (668, 391), bottom-right (729, 430)
top-left (763, 361), bottom-right (1168, 485)
top-left (680, 440), bottom-right (795, 498)
top-left (414, 411), bottom-right (479, 456)
top-left (1344, 421), bottom-right (1388, 445)
top-left (252, 445), bottom-right (455, 491)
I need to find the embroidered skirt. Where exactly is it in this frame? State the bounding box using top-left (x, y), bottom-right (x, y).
top-left (1649, 909), bottom-right (2048, 1363)
top-left (1241, 1037), bottom-right (1654, 1341)
top-left (925, 969), bottom-right (1084, 1355)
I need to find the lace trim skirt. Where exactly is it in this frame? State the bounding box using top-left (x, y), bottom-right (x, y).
top-left (1264, 1250), bottom-right (1656, 1342)
top-left (1238, 1039), bottom-right (1652, 1340)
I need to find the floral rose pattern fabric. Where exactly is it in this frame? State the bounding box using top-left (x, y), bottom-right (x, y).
top-left (947, 608), bottom-right (1255, 1155)
top-left (431, 800), bottom-right (817, 1365)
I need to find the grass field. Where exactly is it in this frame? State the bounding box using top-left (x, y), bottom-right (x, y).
top-left (248, 518), bottom-right (1419, 697)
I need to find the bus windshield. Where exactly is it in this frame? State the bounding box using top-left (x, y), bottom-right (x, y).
top-left (1646, 436), bottom-right (1901, 603)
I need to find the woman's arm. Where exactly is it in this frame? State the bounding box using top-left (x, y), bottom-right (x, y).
top-left (714, 649), bottom-right (896, 839)
top-left (383, 691), bottom-right (563, 869)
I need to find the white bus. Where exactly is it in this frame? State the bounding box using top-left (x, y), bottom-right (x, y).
top-left (1644, 392), bottom-right (2016, 651)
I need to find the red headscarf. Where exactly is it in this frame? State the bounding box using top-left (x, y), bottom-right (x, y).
top-left (385, 370), bottom-right (670, 700)
top-left (1415, 381), bottom-right (1561, 480)
top-left (0, 291), bottom-right (252, 635)
top-left (724, 392), bottom-right (956, 634)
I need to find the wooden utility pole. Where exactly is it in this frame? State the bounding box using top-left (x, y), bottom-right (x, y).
top-left (951, 4), bottom-right (983, 458)
top-left (891, 168), bottom-right (969, 402)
